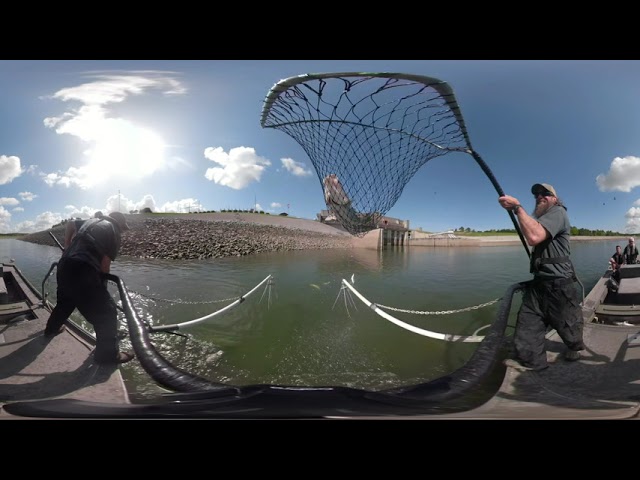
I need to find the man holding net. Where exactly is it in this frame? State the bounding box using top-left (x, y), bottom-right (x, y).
top-left (498, 183), bottom-right (585, 371)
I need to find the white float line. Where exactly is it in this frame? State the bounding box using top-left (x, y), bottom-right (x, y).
top-left (341, 279), bottom-right (485, 343)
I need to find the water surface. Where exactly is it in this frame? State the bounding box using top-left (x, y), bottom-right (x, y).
top-left (0, 238), bottom-right (616, 400)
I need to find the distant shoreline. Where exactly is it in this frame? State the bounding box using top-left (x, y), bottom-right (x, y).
top-left (15, 212), bottom-right (631, 258)
top-left (412, 235), bottom-right (630, 247)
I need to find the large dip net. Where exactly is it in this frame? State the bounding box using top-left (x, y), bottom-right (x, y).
top-left (260, 72), bottom-right (528, 255)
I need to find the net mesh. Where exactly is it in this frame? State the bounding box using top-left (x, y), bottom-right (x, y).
top-left (260, 72), bottom-right (472, 236)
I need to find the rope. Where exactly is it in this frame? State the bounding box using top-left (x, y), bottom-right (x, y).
top-left (148, 274), bottom-right (274, 332)
top-left (341, 279), bottom-right (487, 343)
top-left (376, 298), bottom-right (501, 316)
top-left (132, 292), bottom-right (239, 305)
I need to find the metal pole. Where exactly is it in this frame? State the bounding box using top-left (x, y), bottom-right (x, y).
top-left (49, 231), bottom-right (64, 251)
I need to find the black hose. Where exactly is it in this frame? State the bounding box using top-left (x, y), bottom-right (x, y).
top-left (375, 280), bottom-right (528, 404)
top-left (105, 273), bottom-right (236, 394)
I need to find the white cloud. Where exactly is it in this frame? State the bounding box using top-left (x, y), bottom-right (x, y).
top-left (13, 211), bottom-right (63, 234)
top-left (104, 193), bottom-right (204, 213)
top-left (48, 72), bottom-right (186, 106)
top-left (19, 191), bottom-right (37, 201)
top-left (204, 146), bottom-right (271, 190)
top-left (271, 202), bottom-right (282, 208)
top-left (62, 204), bottom-right (105, 220)
top-left (42, 172), bottom-right (72, 188)
top-left (41, 72), bottom-right (185, 190)
top-left (0, 206), bottom-right (11, 233)
top-left (63, 193), bottom-right (159, 215)
top-left (158, 198), bottom-right (204, 213)
top-left (281, 157), bottom-right (312, 177)
top-left (596, 156), bottom-right (640, 192)
top-left (0, 155), bottom-right (22, 185)
top-left (1, 192), bottom-right (211, 233)
top-left (135, 194), bottom-right (157, 212)
top-left (624, 206), bottom-right (640, 233)
top-left (106, 193), bottom-right (133, 214)
top-left (0, 197), bottom-right (19, 206)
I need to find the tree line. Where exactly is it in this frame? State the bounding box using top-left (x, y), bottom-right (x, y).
top-left (454, 227), bottom-right (631, 236)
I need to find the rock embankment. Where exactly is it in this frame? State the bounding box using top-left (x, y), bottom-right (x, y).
top-left (19, 215), bottom-right (353, 260)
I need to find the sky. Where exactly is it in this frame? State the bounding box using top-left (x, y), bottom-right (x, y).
top-left (2, 59), bottom-right (640, 235)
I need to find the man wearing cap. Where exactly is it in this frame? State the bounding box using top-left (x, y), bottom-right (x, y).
top-left (63, 210), bottom-right (104, 248)
top-left (623, 237), bottom-right (638, 264)
top-left (43, 211), bottom-right (135, 364)
top-left (498, 183), bottom-right (585, 371)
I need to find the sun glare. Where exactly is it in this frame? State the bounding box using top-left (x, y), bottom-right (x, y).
top-left (83, 119), bottom-right (166, 185)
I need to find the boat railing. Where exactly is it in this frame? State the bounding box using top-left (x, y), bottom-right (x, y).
top-left (41, 262), bottom-right (58, 307)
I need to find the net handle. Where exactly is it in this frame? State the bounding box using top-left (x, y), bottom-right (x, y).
top-left (469, 150), bottom-right (531, 258)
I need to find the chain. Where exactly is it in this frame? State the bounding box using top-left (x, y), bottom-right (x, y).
top-left (376, 298), bottom-right (501, 315)
top-left (131, 291), bottom-right (239, 305)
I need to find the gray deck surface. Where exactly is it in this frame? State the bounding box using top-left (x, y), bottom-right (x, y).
top-left (433, 272), bottom-right (640, 419)
top-left (348, 320), bottom-right (640, 420)
top-left (346, 273), bottom-right (640, 420)
top-left (0, 263), bottom-right (129, 419)
top-left (437, 322), bottom-right (640, 419)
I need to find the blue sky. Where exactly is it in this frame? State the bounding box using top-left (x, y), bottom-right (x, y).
top-left (1, 60), bottom-right (640, 234)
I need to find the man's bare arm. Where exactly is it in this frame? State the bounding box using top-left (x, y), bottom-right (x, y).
top-left (498, 195), bottom-right (549, 246)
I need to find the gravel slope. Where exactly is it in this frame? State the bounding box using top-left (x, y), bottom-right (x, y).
top-left (19, 213), bottom-right (353, 260)
top-left (18, 212), bottom-right (626, 260)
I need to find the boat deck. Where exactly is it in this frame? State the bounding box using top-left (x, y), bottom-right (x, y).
top-left (435, 269), bottom-right (640, 419)
top-left (440, 322), bottom-right (640, 419)
top-left (0, 263), bottom-right (129, 418)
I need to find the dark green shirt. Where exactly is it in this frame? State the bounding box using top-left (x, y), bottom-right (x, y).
top-left (63, 218), bottom-right (122, 272)
top-left (531, 205), bottom-right (573, 280)
top-left (623, 244), bottom-right (638, 264)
